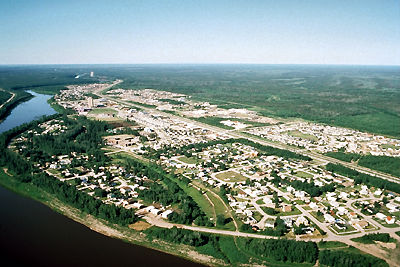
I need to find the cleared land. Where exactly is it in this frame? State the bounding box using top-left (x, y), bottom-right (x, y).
top-left (215, 170), bottom-right (248, 183)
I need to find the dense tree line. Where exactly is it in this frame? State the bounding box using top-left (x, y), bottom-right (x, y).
top-left (319, 249), bottom-right (388, 267)
top-left (0, 114), bottom-right (138, 226)
top-left (15, 115), bottom-right (110, 169)
top-left (0, 90), bottom-right (33, 121)
top-left (149, 138), bottom-right (311, 161)
top-left (122, 157), bottom-right (212, 226)
top-left (0, 90), bottom-right (12, 105)
top-left (270, 170), bottom-right (337, 197)
top-left (145, 226), bottom-right (209, 247)
top-left (325, 152), bottom-right (361, 162)
top-left (358, 155), bottom-right (400, 178)
top-left (31, 172), bottom-right (138, 225)
top-left (1, 154), bottom-right (137, 225)
top-left (289, 179), bottom-right (337, 197)
top-left (242, 238), bottom-right (318, 264)
top-left (352, 233), bottom-right (392, 244)
top-left (326, 152), bottom-right (400, 177)
top-left (326, 163), bottom-right (400, 194)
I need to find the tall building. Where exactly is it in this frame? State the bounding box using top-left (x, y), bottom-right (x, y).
top-left (90, 71), bottom-right (94, 77)
top-left (88, 97), bottom-right (94, 108)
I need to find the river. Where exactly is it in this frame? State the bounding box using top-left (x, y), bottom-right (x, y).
top-left (0, 91), bottom-right (203, 267)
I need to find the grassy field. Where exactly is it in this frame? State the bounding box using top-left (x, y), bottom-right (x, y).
top-left (215, 170), bottom-right (248, 183)
top-left (287, 130), bottom-right (318, 142)
top-left (317, 241), bottom-right (348, 249)
top-left (190, 116), bottom-right (234, 130)
top-left (89, 108), bottom-right (117, 115)
top-left (294, 171), bottom-right (313, 179)
top-left (177, 156), bottom-right (201, 164)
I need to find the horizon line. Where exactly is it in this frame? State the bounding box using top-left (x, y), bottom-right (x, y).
top-left (0, 63), bottom-right (399, 67)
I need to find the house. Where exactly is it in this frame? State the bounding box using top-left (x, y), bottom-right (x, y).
top-left (161, 210), bottom-right (173, 219)
top-left (375, 212), bottom-right (386, 220)
top-left (386, 203), bottom-right (398, 211)
top-left (295, 216), bottom-right (309, 226)
top-left (309, 202), bottom-right (317, 209)
top-left (337, 207), bottom-right (346, 215)
top-left (263, 197), bottom-right (273, 205)
top-left (335, 223), bottom-right (346, 230)
top-left (376, 212), bottom-right (386, 220)
top-left (264, 219), bottom-right (275, 228)
top-left (283, 218), bottom-right (293, 227)
top-left (386, 216), bottom-right (396, 224)
top-left (238, 190), bottom-right (247, 198)
top-left (339, 192), bottom-right (348, 199)
top-left (150, 208), bottom-right (161, 215)
top-left (356, 220), bottom-right (369, 228)
top-left (360, 186), bottom-right (369, 195)
top-left (282, 205), bottom-right (292, 213)
top-left (349, 212), bottom-right (357, 219)
top-left (324, 214), bottom-right (335, 223)
top-left (132, 202), bottom-right (143, 209)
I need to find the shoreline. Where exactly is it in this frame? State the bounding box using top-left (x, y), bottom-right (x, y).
top-left (0, 169), bottom-right (222, 267)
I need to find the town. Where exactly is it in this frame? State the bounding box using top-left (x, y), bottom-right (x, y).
top-left (9, 81), bottom-right (391, 243)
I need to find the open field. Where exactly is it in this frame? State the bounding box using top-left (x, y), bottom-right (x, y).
top-left (215, 170), bottom-right (248, 183)
top-left (89, 108), bottom-right (117, 115)
top-left (287, 130), bottom-right (318, 142)
top-left (129, 221), bottom-right (152, 231)
top-left (177, 156), bottom-right (202, 164)
top-left (87, 65), bottom-right (400, 137)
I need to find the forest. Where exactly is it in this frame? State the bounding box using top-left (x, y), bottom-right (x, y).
top-left (326, 163), bottom-right (400, 194)
top-left (319, 249), bottom-right (388, 267)
top-left (87, 64), bottom-right (400, 138)
top-left (1, 64), bottom-right (399, 137)
top-left (326, 152), bottom-right (400, 177)
top-left (145, 226), bottom-right (319, 265)
top-left (351, 233), bottom-right (393, 244)
top-left (0, 90), bottom-right (11, 105)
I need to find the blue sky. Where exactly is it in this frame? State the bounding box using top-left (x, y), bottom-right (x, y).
top-left (0, 0), bottom-right (399, 65)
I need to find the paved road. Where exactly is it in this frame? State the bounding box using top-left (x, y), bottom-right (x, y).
top-left (93, 83), bottom-right (399, 184)
top-left (0, 89), bottom-right (16, 110)
top-left (93, 81), bottom-right (400, 264)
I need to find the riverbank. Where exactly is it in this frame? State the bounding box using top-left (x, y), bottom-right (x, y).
top-left (0, 90), bottom-right (33, 123)
top-left (0, 168), bottom-right (220, 266)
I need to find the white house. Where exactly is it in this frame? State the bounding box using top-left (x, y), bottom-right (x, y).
top-left (376, 212), bottom-right (386, 220)
top-left (161, 210), bottom-right (173, 219)
top-left (324, 214), bottom-right (335, 223)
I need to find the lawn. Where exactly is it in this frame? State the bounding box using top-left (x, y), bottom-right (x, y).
top-left (205, 191), bottom-right (228, 216)
top-left (190, 116), bottom-right (234, 130)
top-left (167, 178), bottom-right (215, 221)
top-left (373, 218), bottom-right (400, 228)
top-left (287, 130), bottom-right (318, 142)
top-left (215, 170), bottom-right (248, 183)
top-left (310, 211), bottom-right (325, 223)
top-left (294, 171), bottom-right (313, 179)
top-left (256, 199), bottom-right (264, 205)
top-left (330, 224), bottom-right (358, 234)
top-left (89, 108), bottom-right (117, 115)
top-left (275, 207), bottom-right (302, 216)
top-left (177, 156), bottom-right (201, 164)
top-left (317, 241), bottom-right (348, 249)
